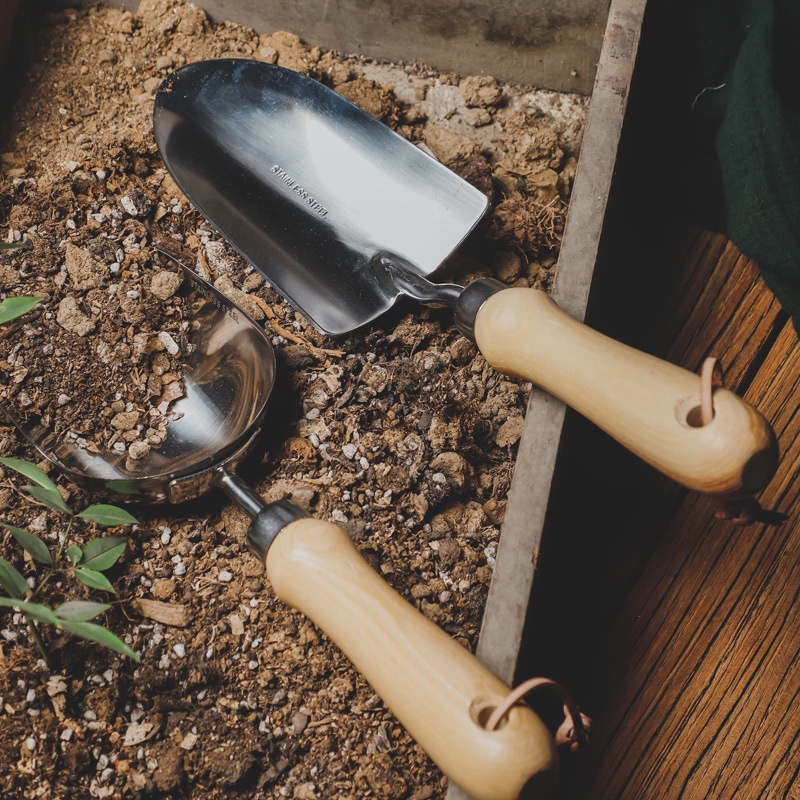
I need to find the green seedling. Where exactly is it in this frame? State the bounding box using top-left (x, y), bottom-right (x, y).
top-left (0, 457), bottom-right (140, 666)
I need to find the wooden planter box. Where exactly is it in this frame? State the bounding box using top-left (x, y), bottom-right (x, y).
top-left (3, 1), bottom-right (651, 796)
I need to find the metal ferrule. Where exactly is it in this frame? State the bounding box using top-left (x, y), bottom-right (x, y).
top-left (245, 500), bottom-right (308, 562)
top-left (454, 278), bottom-right (504, 340)
top-left (214, 469), bottom-right (307, 561)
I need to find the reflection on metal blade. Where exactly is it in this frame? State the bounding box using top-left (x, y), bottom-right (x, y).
top-left (154, 59), bottom-right (488, 335)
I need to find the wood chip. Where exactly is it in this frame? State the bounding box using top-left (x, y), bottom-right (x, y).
top-left (131, 598), bottom-right (192, 627)
top-left (229, 614), bottom-right (245, 636)
top-left (249, 294), bottom-right (344, 359)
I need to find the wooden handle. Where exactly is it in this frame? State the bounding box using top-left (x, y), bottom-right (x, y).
top-left (266, 517), bottom-right (558, 800)
top-left (474, 288), bottom-right (778, 498)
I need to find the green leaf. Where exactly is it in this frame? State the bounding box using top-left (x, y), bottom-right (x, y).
top-left (0, 599), bottom-right (137, 661)
top-left (58, 620), bottom-right (139, 661)
top-left (23, 485), bottom-right (73, 516)
top-left (66, 545), bottom-right (83, 566)
top-left (0, 295), bottom-right (39, 324)
top-left (0, 597), bottom-right (59, 624)
top-left (55, 600), bottom-right (110, 622)
top-left (77, 504), bottom-right (138, 527)
top-left (0, 557), bottom-right (29, 599)
top-left (1, 524), bottom-right (53, 565)
top-left (80, 537), bottom-right (126, 571)
top-left (75, 567), bottom-right (115, 594)
top-left (0, 458), bottom-right (60, 493)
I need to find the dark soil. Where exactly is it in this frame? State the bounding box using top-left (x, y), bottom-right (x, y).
top-left (0, 2), bottom-right (587, 798)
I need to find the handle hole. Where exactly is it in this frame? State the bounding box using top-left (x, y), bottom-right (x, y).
top-left (470, 701), bottom-right (507, 730)
top-left (676, 397), bottom-right (713, 428)
top-left (685, 404), bottom-right (707, 428)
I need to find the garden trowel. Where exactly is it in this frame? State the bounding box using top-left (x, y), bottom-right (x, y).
top-left (153, 59), bottom-right (778, 501)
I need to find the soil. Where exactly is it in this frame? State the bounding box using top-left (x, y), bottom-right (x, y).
top-left (0, 2), bottom-right (588, 798)
top-left (0, 245), bottom-right (189, 464)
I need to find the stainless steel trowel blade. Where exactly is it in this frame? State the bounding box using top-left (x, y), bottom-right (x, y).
top-left (153, 59), bottom-right (489, 335)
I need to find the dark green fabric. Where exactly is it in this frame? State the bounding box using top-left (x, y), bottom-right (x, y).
top-left (686, 0), bottom-right (800, 327)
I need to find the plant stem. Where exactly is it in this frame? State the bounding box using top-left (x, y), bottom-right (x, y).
top-left (26, 617), bottom-right (53, 669)
top-left (31, 518), bottom-right (72, 601)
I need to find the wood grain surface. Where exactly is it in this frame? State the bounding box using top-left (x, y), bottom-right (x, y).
top-left (580, 230), bottom-right (800, 800)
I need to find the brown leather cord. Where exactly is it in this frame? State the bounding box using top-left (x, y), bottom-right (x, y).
top-left (485, 677), bottom-right (591, 752)
top-left (700, 356), bottom-right (724, 426)
top-left (699, 356), bottom-right (761, 525)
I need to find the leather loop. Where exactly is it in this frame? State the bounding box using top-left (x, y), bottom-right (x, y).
top-left (485, 677), bottom-right (590, 752)
top-left (700, 356), bottom-right (724, 426)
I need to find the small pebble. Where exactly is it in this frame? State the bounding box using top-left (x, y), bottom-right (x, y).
top-left (173, 643), bottom-right (186, 658)
top-left (292, 711), bottom-right (310, 734)
top-left (157, 331), bottom-right (180, 355)
top-left (342, 443), bottom-right (358, 460)
top-left (218, 570), bottom-right (233, 583)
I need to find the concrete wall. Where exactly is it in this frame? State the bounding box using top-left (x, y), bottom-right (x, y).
top-left (112, 0), bottom-right (611, 94)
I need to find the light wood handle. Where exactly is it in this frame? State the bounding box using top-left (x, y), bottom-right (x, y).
top-left (474, 288), bottom-right (778, 498)
top-left (266, 517), bottom-right (558, 800)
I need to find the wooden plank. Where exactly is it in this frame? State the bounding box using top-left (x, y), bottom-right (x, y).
top-left (476, 0), bottom-right (646, 681)
top-left (473, 0), bottom-right (647, 686)
top-left (446, 1), bottom-right (647, 797)
top-left (656, 231), bottom-right (787, 387)
top-left (580, 249), bottom-right (800, 800)
top-left (95, 0), bottom-right (611, 94)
